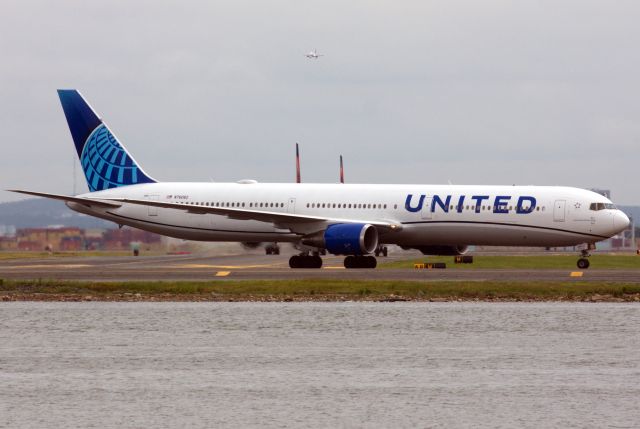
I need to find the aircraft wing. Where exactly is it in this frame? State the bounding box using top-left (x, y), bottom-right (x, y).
top-left (7, 190), bottom-right (123, 209)
top-left (104, 197), bottom-right (402, 233)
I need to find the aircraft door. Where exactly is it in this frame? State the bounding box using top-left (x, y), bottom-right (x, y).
top-left (553, 200), bottom-right (566, 222)
top-left (146, 195), bottom-right (159, 216)
top-left (421, 197), bottom-right (432, 220)
top-left (287, 198), bottom-right (296, 214)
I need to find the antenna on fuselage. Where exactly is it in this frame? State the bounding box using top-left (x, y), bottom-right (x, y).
top-left (296, 143), bottom-right (301, 183)
top-left (339, 155), bottom-right (344, 184)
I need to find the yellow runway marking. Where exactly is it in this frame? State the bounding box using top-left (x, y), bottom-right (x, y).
top-left (4, 264), bottom-right (92, 269)
top-left (173, 264), bottom-right (280, 269)
top-left (215, 271), bottom-right (231, 277)
top-left (570, 271), bottom-right (584, 277)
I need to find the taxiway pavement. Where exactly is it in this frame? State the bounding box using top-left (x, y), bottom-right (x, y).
top-left (1, 252), bottom-right (638, 282)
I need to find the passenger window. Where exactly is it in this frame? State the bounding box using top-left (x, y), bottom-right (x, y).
top-left (384, 204), bottom-right (387, 209)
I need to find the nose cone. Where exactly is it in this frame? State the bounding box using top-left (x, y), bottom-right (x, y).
top-left (613, 210), bottom-right (630, 233)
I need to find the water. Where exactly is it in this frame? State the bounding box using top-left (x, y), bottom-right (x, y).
top-left (0, 302), bottom-right (639, 428)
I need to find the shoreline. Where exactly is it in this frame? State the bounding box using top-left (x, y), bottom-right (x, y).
top-left (2, 293), bottom-right (639, 303)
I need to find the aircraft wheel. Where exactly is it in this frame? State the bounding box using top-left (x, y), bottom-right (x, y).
top-left (312, 255), bottom-right (323, 269)
top-left (344, 255), bottom-right (377, 269)
top-left (382, 247), bottom-right (388, 257)
top-left (290, 255), bottom-right (322, 269)
top-left (577, 258), bottom-right (590, 269)
top-left (274, 247), bottom-right (280, 255)
top-left (344, 256), bottom-right (355, 269)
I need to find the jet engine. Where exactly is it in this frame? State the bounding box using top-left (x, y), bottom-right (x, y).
top-left (414, 245), bottom-right (469, 256)
top-left (302, 223), bottom-right (378, 255)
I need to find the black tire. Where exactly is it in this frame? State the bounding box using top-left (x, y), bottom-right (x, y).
top-left (577, 258), bottom-right (590, 269)
top-left (289, 255), bottom-right (300, 268)
top-left (382, 247), bottom-right (388, 257)
top-left (344, 256), bottom-right (355, 269)
top-left (274, 248), bottom-right (280, 255)
top-left (367, 256), bottom-right (377, 268)
top-left (312, 255), bottom-right (323, 269)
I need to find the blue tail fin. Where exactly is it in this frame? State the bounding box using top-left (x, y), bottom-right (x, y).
top-left (57, 90), bottom-right (156, 192)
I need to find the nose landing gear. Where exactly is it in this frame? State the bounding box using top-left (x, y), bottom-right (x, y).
top-left (577, 257), bottom-right (590, 269)
top-left (577, 245), bottom-right (595, 269)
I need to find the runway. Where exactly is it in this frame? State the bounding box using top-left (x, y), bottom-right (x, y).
top-left (1, 251), bottom-right (639, 282)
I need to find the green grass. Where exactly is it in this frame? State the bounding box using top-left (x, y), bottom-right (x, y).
top-left (1, 279), bottom-right (640, 301)
top-left (380, 254), bottom-right (640, 270)
top-left (0, 251), bottom-right (154, 260)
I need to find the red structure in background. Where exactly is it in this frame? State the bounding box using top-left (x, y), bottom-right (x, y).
top-left (0, 227), bottom-right (162, 252)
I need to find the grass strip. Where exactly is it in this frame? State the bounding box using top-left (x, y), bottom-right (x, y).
top-left (381, 254), bottom-right (640, 270)
top-left (0, 251), bottom-right (140, 260)
top-left (1, 279), bottom-right (640, 302)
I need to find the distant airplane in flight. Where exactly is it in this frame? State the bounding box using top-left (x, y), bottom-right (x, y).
top-left (9, 90), bottom-right (630, 269)
top-left (305, 49), bottom-right (324, 59)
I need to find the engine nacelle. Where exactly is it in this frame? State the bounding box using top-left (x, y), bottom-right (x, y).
top-left (302, 223), bottom-right (378, 255)
top-left (414, 245), bottom-right (468, 256)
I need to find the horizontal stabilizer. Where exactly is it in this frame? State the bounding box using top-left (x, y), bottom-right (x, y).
top-left (7, 189), bottom-right (122, 208)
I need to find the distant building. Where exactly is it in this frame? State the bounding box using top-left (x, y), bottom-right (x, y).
top-left (0, 225), bottom-right (16, 237)
top-left (16, 227), bottom-right (83, 251)
top-left (0, 236), bottom-right (18, 251)
top-left (0, 226), bottom-right (163, 252)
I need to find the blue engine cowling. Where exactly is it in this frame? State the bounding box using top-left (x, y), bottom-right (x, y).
top-left (303, 223), bottom-right (379, 255)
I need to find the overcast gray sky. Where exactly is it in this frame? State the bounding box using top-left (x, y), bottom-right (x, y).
top-left (1, 0), bottom-right (639, 204)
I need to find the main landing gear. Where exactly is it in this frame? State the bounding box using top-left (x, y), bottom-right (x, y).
top-left (374, 245), bottom-right (388, 257)
top-left (288, 253), bottom-right (378, 269)
top-left (344, 255), bottom-right (377, 269)
top-left (289, 253), bottom-right (322, 268)
top-left (265, 243), bottom-right (280, 255)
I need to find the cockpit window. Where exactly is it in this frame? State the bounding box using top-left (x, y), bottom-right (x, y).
top-left (590, 202), bottom-right (616, 211)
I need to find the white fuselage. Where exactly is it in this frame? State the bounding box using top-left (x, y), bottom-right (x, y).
top-left (66, 182), bottom-right (629, 248)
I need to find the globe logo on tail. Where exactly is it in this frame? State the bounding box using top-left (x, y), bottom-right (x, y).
top-left (80, 124), bottom-right (152, 191)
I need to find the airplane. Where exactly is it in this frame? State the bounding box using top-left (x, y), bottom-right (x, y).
top-left (8, 90), bottom-right (631, 269)
top-left (305, 49), bottom-right (324, 59)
